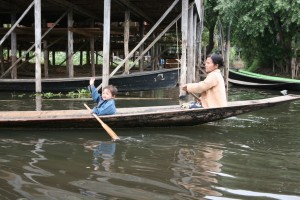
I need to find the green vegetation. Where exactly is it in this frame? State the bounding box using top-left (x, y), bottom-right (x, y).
top-left (203, 0), bottom-right (300, 77)
top-left (11, 89), bottom-right (91, 99)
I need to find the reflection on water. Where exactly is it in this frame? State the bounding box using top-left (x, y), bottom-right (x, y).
top-left (84, 141), bottom-right (116, 171)
top-left (171, 144), bottom-right (223, 199)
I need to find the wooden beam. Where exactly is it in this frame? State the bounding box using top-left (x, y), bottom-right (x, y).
top-left (68, 27), bottom-right (95, 38)
top-left (114, 0), bottom-right (154, 24)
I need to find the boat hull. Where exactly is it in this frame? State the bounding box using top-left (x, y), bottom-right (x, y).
top-left (229, 69), bottom-right (300, 91)
top-left (0, 68), bottom-right (179, 92)
top-left (1, 95), bottom-right (299, 129)
top-left (228, 78), bottom-right (300, 90)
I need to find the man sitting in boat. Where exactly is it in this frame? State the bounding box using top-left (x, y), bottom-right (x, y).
top-left (182, 54), bottom-right (227, 108)
top-left (88, 77), bottom-right (117, 115)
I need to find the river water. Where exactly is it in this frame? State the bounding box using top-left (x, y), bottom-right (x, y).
top-left (0, 87), bottom-right (300, 200)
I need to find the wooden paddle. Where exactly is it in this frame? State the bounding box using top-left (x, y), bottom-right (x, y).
top-left (190, 92), bottom-right (201, 103)
top-left (84, 103), bottom-right (120, 141)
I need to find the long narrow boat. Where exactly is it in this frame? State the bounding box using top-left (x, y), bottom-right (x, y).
top-left (0, 95), bottom-right (299, 129)
top-left (0, 68), bottom-right (179, 92)
top-left (229, 69), bottom-right (300, 91)
top-left (228, 78), bottom-right (297, 90)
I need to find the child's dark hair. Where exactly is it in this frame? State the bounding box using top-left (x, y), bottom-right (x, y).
top-left (103, 85), bottom-right (118, 96)
top-left (209, 53), bottom-right (224, 68)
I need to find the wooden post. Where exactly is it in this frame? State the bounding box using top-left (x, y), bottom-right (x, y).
top-left (67, 9), bottom-right (74, 78)
top-left (86, 50), bottom-right (90, 65)
top-left (187, 6), bottom-right (194, 86)
top-left (102, 0), bottom-right (111, 88)
top-left (151, 35), bottom-right (155, 70)
top-left (193, 14), bottom-right (197, 80)
top-left (124, 9), bottom-right (130, 74)
top-left (34, 0), bottom-right (42, 93)
top-left (179, 0), bottom-right (188, 98)
top-left (11, 12), bottom-right (17, 79)
top-left (0, 46), bottom-right (4, 75)
top-left (52, 50), bottom-right (55, 66)
top-left (90, 20), bottom-right (95, 77)
top-left (80, 50), bottom-right (83, 66)
top-left (43, 40), bottom-right (49, 78)
top-left (139, 20), bottom-right (145, 71)
top-left (96, 50), bottom-right (98, 65)
top-left (224, 22), bottom-right (231, 97)
top-left (195, 0), bottom-right (204, 82)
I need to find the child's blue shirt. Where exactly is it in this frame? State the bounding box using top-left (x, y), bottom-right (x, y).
top-left (88, 85), bottom-right (116, 115)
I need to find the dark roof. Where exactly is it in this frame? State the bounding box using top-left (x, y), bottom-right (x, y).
top-left (0, 0), bottom-right (182, 51)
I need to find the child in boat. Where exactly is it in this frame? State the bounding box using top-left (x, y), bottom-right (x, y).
top-left (182, 53), bottom-right (227, 108)
top-left (88, 77), bottom-right (117, 115)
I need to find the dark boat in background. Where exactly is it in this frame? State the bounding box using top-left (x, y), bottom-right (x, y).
top-left (0, 68), bottom-right (179, 92)
top-left (228, 78), bottom-right (299, 91)
top-left (0, 95), bottom-right (299, 129)
top-left (229, 69), bottom-right (300, 91)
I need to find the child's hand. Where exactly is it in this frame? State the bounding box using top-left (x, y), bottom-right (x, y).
top-left (181, 84), bottom-right (187, 91)
top-left (90, 77), bottom-right (95, 86)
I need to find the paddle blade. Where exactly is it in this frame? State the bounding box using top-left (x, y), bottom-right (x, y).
top-left (100, 121), bottom-right (120, 141)
top-left (84, 103), bottom-right (120, 141)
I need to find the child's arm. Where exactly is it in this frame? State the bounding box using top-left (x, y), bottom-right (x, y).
top-left (88, 77), bottom-right (103, 103)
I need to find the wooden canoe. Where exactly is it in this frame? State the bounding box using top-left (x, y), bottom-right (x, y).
top-left (0, 95), bottom-right (299, 129)
top-left (229, 69), bottom-right (300, 91)
top-left (0, 68), bottom-right (179, 92)
top-left (228, 78), bottom-right (296, 90)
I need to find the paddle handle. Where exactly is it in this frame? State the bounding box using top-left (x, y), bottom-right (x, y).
top-left (190, 92), bottom-right (201, 102)
top-left (84, 103), bottom-right (120, 141)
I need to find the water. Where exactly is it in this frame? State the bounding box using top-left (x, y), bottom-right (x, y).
top-left (0, 87), bottom-right (300, 199)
